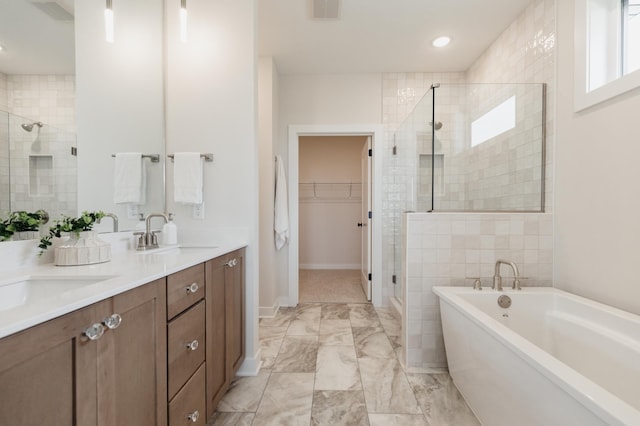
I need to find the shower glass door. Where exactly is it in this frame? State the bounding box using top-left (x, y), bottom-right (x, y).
top-left (390, 83), bottom-right (546, 302)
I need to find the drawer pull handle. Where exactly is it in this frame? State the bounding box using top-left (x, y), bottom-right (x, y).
top-left (186, 339), bottom-right (199, 351)
top-left (186, 282), bottom-right (199, 294)
top-left (103, 313), bottom-right (122, 330)
top-left (226, 258), bottom-right (238, 268)
top-left (84, 323), bottom-right (105, 340)
top-left (187, 410), bottom-right (200, 422)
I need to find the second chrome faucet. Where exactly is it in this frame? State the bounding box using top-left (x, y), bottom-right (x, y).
top-left (135, 212), bottom-right (169, 250)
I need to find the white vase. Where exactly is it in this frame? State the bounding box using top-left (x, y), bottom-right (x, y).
top-left (11, 231), bottom-right (39, 241)
top-left (54, 231), bottom-right (111, 266)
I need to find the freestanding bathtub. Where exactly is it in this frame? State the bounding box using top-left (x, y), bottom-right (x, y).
top-left (433, 286), bottom-right (640, 426)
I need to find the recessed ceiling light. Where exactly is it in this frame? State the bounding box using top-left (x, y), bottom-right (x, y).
top-left (432, 36), bottom-right (451, 48)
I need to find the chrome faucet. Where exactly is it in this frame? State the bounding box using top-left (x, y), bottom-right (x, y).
top-left (97, 213), bottom-right (118, 232)
top-left (139, 212), bottom-right (169, 250)
top-left (493, 259), bottom-right (521, 291)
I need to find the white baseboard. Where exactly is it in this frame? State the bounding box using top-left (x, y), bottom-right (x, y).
top-left (299, 264), bottom-right (361, 270)
top-left (236, 348), bottom-right (261, 376)
top-left (259, 300), bottom-right (280, 318)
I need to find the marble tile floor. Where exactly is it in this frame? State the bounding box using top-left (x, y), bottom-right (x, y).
top-left (208, 303), bottom-right (480, 426)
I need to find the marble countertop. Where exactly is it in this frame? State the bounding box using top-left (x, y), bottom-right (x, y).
top-left (0, 242), bottom-right (246, 339)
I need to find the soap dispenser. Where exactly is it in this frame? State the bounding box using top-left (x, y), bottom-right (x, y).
top-left (162, 213), bottom-right (178, 245)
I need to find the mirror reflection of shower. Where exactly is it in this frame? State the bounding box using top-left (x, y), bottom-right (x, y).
top-left (21, 122), bottom-right (43, 132)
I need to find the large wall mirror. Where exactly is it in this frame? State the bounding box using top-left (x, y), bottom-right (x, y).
top-left (0, 0), bottom-right (166, 237)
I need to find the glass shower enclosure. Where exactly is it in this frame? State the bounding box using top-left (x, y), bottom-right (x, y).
top-left (391, 83), bottom-right (546, 301)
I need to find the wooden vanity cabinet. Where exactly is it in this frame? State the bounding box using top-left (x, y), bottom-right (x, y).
top-left (0, 278), bottom-right (167, 426)
top-left (0, 248), bottom-right (245, 426)
top-left (96, 279), bottom-right (167, 426)
top-left (205, 248), bottom-right (245, 417)
top-left (165, 263), bottom-right (207, 426)
top-left (0, 302), bottom-right (98, 425)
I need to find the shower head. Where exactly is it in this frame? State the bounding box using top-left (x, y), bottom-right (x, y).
top-left (21, 122), bottom-right (43, 132)
top-left (429, 121), bottom-right (443, 131)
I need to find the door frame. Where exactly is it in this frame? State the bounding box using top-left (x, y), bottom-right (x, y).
top-left (287, 124), bottom-right (383, 307)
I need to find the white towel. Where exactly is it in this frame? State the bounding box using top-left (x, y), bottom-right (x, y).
top-left (174, 152), bottom-right (203, 204)
top-left (113, 153), bottom-right (144, 204)
top-left (274, 155), bottom-right (289, 250)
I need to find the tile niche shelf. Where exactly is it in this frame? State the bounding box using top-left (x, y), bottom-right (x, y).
top-left (28, 155), bottom-right (54, 198)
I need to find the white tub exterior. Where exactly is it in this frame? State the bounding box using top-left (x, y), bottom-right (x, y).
top-left (433, 286), bottom-right (640, 426)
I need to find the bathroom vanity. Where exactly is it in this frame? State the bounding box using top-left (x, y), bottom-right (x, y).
top-left (0, 244), bottom-right (245, 426)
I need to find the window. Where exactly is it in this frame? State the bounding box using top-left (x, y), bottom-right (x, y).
top-left (575, 0), bottom-right (640, 111)
top-left (471, 96), bottom-right (516, 147)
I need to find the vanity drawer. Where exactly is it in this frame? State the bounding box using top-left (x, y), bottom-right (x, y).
top-left (169, 363), bottom-right (206, 426)
top-left (167, 263), bottom-right (205, 320)
top-left (168, 301), bottom-right (205, 399)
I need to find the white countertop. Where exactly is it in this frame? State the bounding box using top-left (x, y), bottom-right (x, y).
top-left (0, 242), bottom-right (246, 339)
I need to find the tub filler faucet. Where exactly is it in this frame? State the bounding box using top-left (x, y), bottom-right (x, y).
top-left (493, 259), bottom-right (521, 291)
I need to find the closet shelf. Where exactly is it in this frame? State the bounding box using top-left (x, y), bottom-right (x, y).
top-left (299, 182), bottom-right (362, 201)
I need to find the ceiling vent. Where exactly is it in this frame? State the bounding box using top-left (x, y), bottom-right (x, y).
top-left (30, 1), bottom-right (74, 21)
top-left (312, 0), bottom-right (341, 20)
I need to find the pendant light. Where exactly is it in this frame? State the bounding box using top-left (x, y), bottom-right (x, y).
top-left (180, 0), bottom-right (188, 42)
top-left (105, 0), bottom-right (114, 43)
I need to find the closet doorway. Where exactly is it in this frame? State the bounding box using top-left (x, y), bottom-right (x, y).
top-left (298, 135), bottom-right (371, 303)
top-left (287, 124), bottom-right (383, 307)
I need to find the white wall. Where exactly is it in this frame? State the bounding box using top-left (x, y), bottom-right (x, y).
top-left (75, 0), bottom-right (165, 228)
top-left (76, 0), bottom-right (260, 375)
top-left (164, 0), bottom-right (259, 374)
top-left (258, 57), bottom-right (279, 316)
top-left (272, 73), bottom-right (382, 304)
top-left (555, 1), bottom-right (640, 315)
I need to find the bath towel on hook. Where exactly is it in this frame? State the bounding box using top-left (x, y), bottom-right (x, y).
top-left (274, 155), bottom-right (289, 250)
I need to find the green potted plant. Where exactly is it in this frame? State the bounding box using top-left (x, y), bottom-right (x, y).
top-left (0, 219), bottom-right (13, 241)
top-left (39, 211), bottom-right (111, 266)
top-left (0, 210), bottom-right (48, 241)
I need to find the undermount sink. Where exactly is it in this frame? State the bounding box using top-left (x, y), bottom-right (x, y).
top-left (134, 245), bottom-right (218, 255)
top-left (0, 275), bottom-right (117, 311)
top-left (133, 245), bottom-right (181, 255)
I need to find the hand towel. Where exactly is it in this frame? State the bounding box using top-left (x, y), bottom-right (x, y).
top-left (274, 155), bottom-right (289, 250)
top-left (113, 153), bottom-right (143, 204)
top-left (174, 152), bottom-right (203, 204)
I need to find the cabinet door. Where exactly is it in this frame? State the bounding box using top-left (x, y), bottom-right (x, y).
top-left (205, 256), bottom-right (227, 417)
top-left (0, 304), bottom-right (99, 426)
top-left (225, 249), bottom-right (245, 376)
top-left (96, 278), bottom-right (167, 426)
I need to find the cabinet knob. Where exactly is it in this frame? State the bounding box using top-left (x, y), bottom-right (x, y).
top-left (103, 313), bottom-right (122, 330)
top-left (84, 323), bottom-right (105, 340)
top-left (187, 410), bottom-right (200, 423)
top-left (226, 258), bottom-right (238, 268)
top-left (186, 339), bottom-right (199, 351)
top-left (186, 282), bottom-right (199, 294)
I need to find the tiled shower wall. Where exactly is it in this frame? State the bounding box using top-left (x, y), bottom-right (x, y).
top-left (381, 0), bottom-right (556, 308)
top-left (393, 0), bottom-right (557, 370)
top-left (0, 73), bottom-right (9, 215)
top-left (402, 212), bottom-right (553, 370)
top-left (0, 73), bottom-right (77, 220)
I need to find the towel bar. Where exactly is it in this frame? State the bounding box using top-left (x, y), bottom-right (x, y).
top-left (168, 153), bottom-right (214, 162)
top-left (111, 154), bottom-right (160, 163)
